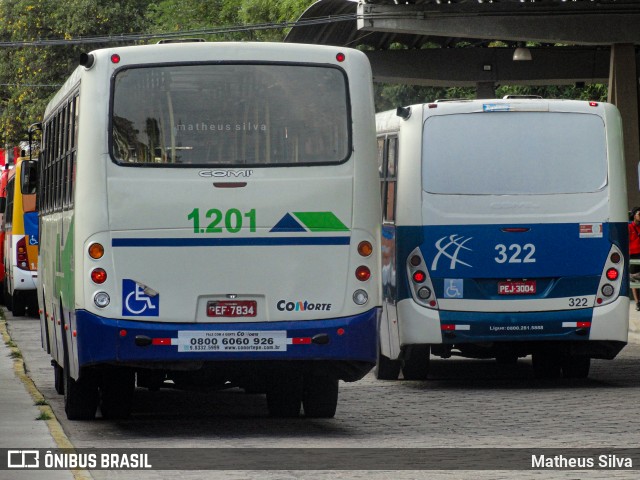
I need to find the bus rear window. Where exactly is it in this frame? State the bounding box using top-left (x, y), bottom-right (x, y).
top-left (111, 64), bottom-right (350, 166)
top-left (422, 111), bottom-right (607, 195)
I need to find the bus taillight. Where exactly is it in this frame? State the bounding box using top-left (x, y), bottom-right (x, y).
top-left (357, 241), bottom-right (373, 257)
top-left (410, 255), bottom-right (422, 267)
top-left (406, 247), bottom-right (439, 310)
top-left (595, 245), bottom-right (624, 307)
top-left (89, 243), bottom-right (105, 259)
top-left (16, 237), bottom-right (29, 270)
top-left (91, 268), bottom-right (107, 284)
top-left (353, 289), bottom-right (368, 305)
top-left (412, 271), bottom-right (426, 283)
top-left (601, 284), bottom-right (615, 297)
top-left (94, 291), bottom-right (110, 308)
top-left (355, 266), bottom-right (371, 281)
top-left (417, 287), bottom-right (432, 299)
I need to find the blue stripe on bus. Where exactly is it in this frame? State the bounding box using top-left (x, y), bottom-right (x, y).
top-left (75, 308), bottom-right (379, 367)
top-left (438, 308), bottom-right (594, 343)
top-left (112, 237), bottom-right (351, 247)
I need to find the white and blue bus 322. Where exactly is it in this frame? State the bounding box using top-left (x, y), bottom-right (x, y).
top-left (29, 41), bottom-right (381, 419)
top-left (375, 98), bottom-right (628, 380)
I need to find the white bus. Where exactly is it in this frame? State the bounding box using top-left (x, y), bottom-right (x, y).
top-left (2, 151), bottom-right (39, 317)
top-left (375, 98), bottom-right (628, 380)
top-left (30, 41), bottom-right (381, 420)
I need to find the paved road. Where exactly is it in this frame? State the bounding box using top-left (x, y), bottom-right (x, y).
top-left (4, 310), bottom-right (640, 480)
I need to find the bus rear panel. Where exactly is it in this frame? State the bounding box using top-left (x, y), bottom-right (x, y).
top-left (376, 99), bottom-right (628, 379)
top-left (38, 42), bottom-right (381, 419)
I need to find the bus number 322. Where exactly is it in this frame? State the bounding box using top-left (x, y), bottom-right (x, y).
top-left (494, 243), bottom-right (536, 264)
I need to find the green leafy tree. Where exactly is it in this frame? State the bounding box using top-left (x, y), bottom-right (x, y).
top-left (147, 0), bottom-right (312, 41)
top-left (0, 0), bottom-right (152, 144)
top-left (146, 0), bottom-right (242, 39)
top-left (496, 84), bottom-right (607, 102)
top-left (238, 0), bottom-right (312, 41)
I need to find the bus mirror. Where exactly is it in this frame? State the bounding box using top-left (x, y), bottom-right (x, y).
top-left (396, 106), bottom-right (411, 120)
top-left (20, 160), bottom-right (38, 195)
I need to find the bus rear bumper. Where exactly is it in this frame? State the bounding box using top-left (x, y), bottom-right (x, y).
top-left (75, 308), bottom-right (379, 381)
top-left (397, 297), bottom-right (629, 359)
top-left (10, 267), bottom-right (37, 291)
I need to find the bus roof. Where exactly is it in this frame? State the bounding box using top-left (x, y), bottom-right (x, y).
top-left (45, 41), bottom-right (368, 118)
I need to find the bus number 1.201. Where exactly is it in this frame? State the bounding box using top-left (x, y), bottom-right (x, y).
top-left (187, 208), bottom-right (256, 234)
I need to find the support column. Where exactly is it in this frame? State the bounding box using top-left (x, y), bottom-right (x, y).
top-left (608, 43), bottom-right (640, 210)
top-left (475, 81), bottom-right (496, 99)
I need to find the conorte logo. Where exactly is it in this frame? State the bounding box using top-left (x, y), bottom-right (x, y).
top-left (7, 450), bottom-right (39, 468)
top-left (431, 234), bottom-right (473, 271)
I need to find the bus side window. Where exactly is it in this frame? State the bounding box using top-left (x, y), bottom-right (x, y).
top-left (383, 137), bottom-right (398, 224)
top-left (377, 137), bottom-right (387, 213)
top-left (4, 178), bottom-right (14, 228)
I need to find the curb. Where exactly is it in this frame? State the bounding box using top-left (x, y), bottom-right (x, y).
top-left (1, 316), bottom-right (92, 480)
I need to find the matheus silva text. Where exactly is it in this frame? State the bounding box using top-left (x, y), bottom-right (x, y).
top-left (532, 454), bottom-right (633, 469)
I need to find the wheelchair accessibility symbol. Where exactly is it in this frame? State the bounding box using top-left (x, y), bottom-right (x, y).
top-left (444, 278), bottom-right (463, 299)
top-left (122, 279), bottom-right (159, 316)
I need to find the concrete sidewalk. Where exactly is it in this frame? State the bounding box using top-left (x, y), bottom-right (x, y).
top-left (0, 315), bottom-right (75, 479)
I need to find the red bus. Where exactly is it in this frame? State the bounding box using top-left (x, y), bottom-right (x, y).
top-left (0, 146), bottom-right (26, 307)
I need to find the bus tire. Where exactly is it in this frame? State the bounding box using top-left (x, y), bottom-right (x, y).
top-left (64, 363), bottom-right (99, 420)
top-left (266, 374), bottom-right (302, 418)
top-left (0, 281), bottom-right (4, 305)
top-left (137, 370), bottom-right (166, 391)
top-left (27, 293), bottom-right (39, 318)
top-left (12, 291), bottom-right (26, 317)
top-left (3, 280), bottom-right (12, 310)
top-left (561, 356), bottom-right (591, 379)
top-left (303, 375), bottom-right (339, 418)
top-left (496, 353), bottom-right (519, 365)
top-left (402, 345), bottom-right (430, 380)
top-left (375, 352), bottom-right (401, 380)
top-left (53, 362), bottom-right (64, 395)
top-left (100, 368), bottom-right (135, 420)
top-left (532, 353), bottom-right (561, 379)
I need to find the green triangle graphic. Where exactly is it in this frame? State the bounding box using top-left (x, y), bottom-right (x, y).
top-left (293, 212), bottom-right (349, 232)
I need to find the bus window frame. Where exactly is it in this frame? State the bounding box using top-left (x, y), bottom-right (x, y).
top-left (108, 61), bottom-right (354, 169)
top-left (380, 135), bottom-right (398, 225)
top-left (4, 177), bottom-right (14, 229)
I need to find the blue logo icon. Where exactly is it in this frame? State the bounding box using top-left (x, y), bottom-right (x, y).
top-left (122, 279), bottom-right (159, 316)
top-left (444, 279), bottom-right (464, 299)
top-left (432, 234), bottom-right (473, 271)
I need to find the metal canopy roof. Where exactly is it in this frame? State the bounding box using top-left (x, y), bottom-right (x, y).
top-left (286, 0), bottom-right (433, 49)
top-left (285, 0), bottom-right (640, 49)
